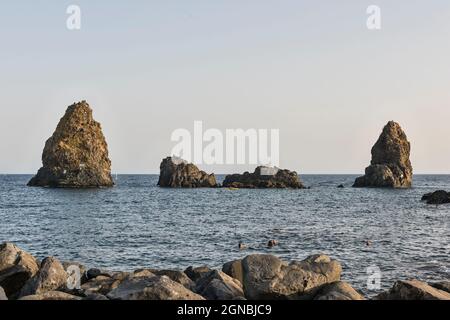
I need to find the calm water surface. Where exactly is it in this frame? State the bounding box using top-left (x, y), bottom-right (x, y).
top-left (0, 174), bottom-right (449, 295)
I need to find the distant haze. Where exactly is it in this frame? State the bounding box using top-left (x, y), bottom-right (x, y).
top-left (1, 1), bottom-right (449, 174)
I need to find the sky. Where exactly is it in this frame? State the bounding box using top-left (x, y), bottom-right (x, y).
top-left (0, 0), bottom-right (449, 174)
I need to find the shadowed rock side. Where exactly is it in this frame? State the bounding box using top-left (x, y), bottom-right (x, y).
top-left (421, 190), bottom-right (450, 205)
top-left (353, 121), bottom-right (412, 188)
top-left (28, 101), bottom-right (113, 188)
top-left (157, 157), bottom-right (217, 188)
top-left (222, 166), bottom-right (304, 189)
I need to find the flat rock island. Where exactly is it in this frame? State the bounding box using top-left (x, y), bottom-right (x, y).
top-left (222, 166), bottom-right (305, 189)
top-left (158, 156), bottom-right (217, 188)
top-left (27, 101), bottom-right (113, 188)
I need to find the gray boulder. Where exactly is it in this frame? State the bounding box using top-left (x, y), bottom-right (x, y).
top-left (19, 256), bottom-right (68, 297)
top-left (222, 259), bottom-right (244, 285)
top-left (184, 265), bottom-right (212, 282)
top-left (0, 286), bottom-right (7, 300)
top-left (429, 280), bottom-right (450, 293)
top-left (195, 270), bottom-right (245, 300)
top-left (19, 291), bottom-right (82, 300)
top-left (376, 280), bottom-right (450, 300)
top-left (421, 190), bottom-right (450, 205)
top-left (313, 281), bottom-right (365, 300)
top-left (241, 254), bottom-right (342, 300)
top-left (107, 275), bottom-right (204, 300)
top-left (0, 243), bottom-right (39, 298)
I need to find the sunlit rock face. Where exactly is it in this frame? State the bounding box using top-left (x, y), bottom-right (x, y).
top-left (353, 121), bottom-right (412, 188)
top-left (28, 101), bottom-right (113, 188)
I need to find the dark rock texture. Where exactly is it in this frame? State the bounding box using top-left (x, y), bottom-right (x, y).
top-left (353, 121), bottom-right (412, 188)
top-left (421, 190), bottom-right (450, 205)
top-left (158, 157), bottom-right (217, 188)
top-left (223, 166), bottom-right (304, 189)
top-left (28, 101), bottom-right (113, 188)
top-left (375, 280), bottom-right (450, 300)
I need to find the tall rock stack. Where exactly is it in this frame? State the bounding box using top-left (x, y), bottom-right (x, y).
top-left (28, 101), bottom-right (114, 188)
top-left (353, 121), bottom-right (412, 188)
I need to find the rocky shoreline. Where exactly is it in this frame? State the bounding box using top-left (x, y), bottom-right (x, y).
top-left (0, 243), bottom-right (448, 301)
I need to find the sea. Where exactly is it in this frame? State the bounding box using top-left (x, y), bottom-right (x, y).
top-left (0, 174), bottom-right (448, 295)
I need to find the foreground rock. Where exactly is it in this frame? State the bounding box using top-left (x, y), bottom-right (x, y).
top-left (107, 275), bottom-right (204, 300)
top-left (223, 166), bottom-right (305, 189)
top-left (19, 291), bottom-right (82, 301)
top-left (20, 257), bottom-right (68, 297)
top-left (429, 280), bottom-right (450, 293)
top-left (421, 190), bottom-right (450, 205)
top-left (28, 101), bottom-right (114, 188)
top-left (195, 270), bottom-right (245, 300)
top-left (0, 286), bottom-right (7, 300)
top-left (313, 281), bottom-right (365, 300)
top-left (158, 157), bottom-right (217, 188)
top-left (0, 243), bottom-right (39, 298)
top-left (235, 254), bottom-right (341, 300)
top-left (376, 280), bottom-right (450, 300)
top-left (353, 121), bottom-right (412, 188)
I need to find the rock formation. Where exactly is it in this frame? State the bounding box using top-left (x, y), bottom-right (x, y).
top-left (157, 157), bottom-right (217, 188)
top-left (421, 190), bottom-right (450, 205)
top-left (353, 121), bottom-right (412, 188)
top-left (375, 280), bottom-right (450, 300)
top-left (222, 166), bottom-right (305, 189)
top-left (28, 101), bottom-right (113, 188)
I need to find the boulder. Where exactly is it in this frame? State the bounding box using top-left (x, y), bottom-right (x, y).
top-left (376, 280), bottom-right (450, 300)
top-left (85, 268), bottom-right (114, 280)
top-left (28, 101), bottom-right (114, 188)
top-left (19, 291), bottom-right (82, 300)
top-left (241, 254), bottom-right (342, 300)
top-left (184, 266), bottom-right (212, 282)
top-left (421, 190), bottom-right (450, 205)
top-left (19, 256), bottom-right (68, 297)
top-left (81, 275), bottom-right (122, 296)
top-left (223, 166), bottom-right (305, 189)
top-left (429, 280), bottom-right (450, 293)
top-left (195, 270), bottom-right (245, 300)
top-left (107, 275), bottom-right (204, 300)
top-left (152, 270), bottom-right (194, 291)
top-left (84, 293), bottom-right (109, 300)
top-left (0, 286), bottom-right (7, 300)
top-left (353, 121), bottom-right (412, 188)
top-left (158, 156), bottom-right (217, 188)
top-left (222, 259), bottom-right (244, 285)
top-left (0, 243), bottom-right (39, 298)
top-left (313, 281), bottom-right (365, 300)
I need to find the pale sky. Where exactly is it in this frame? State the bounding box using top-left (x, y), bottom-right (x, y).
top-left (1, 1), bottom-right (449, 174)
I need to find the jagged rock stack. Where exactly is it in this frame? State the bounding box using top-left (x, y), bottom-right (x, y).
top-left (222, 166), bottom-right (305, 189)
top-left (353, 121), bottom-right (412, 188)
top-left (157, 156), bottom-right (217, 188)
top-left (28, 101), bottom-right (113, 188)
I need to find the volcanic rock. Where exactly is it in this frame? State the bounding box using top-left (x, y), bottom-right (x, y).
top-left (222, 166), bottom-right (304, 189)
top-left (353, 121), bottom-right (412, 188)
top-left (106, 275), bottom-right (204, 300)
top-left (158, 156), bottom-right (217, 188)
top-left (28, 101), bottom-right (113, 188)
top-left (239, 254), bottom-right (341, 300)
top-left (313, 281), bottom-right (365, 300)
top-left (195, 270), bottom-right (245, 300)
top-left (375, 279), bottom-right (450, 300)
top-left (421, 190), bottom-right (450, 205)
top-left (0, 243), bottom-right (39, 298)
top-left (19, 256), bottom-right (68, 297)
